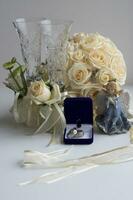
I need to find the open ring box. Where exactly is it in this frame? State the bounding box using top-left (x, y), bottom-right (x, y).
top-left (63, 97), bottom-right (93, 145)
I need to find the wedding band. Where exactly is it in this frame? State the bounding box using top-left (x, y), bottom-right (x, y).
top-left (67, 128), bottom-right (84, 139)
top-left (77, 129), bottom-right (84, 137)
top-left (67, 128), bottom-right (77, 139)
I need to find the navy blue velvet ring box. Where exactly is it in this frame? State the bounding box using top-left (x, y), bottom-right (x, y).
top-left (63, 97), bottom-right (93, 145)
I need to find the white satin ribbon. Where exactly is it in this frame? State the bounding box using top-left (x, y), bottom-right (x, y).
top-left (23, 147), bottom-right (73, 168)
top-left (34, 103), bottom-right (66, 145)
top-left (19, 144), bottom-right (133, 185)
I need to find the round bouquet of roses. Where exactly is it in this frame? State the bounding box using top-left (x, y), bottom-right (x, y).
top-left (65, 32), bottom-right (126, 96)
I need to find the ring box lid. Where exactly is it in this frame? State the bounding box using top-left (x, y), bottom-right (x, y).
top-left (64, 97), bottom-right (93, 125)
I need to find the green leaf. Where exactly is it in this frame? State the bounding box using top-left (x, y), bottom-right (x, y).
top-left (11, 66), bottom-right (26, 77)
top-left (3, 61), bottom-right (15, 70)
top-left (12, 66), bottom-right (22, 77)
top-left (11, 57), bottom-right (17, 64)
top-left (20, 65), bottom-right (27, 73)
top-left (3, 57), bottom-right (17, 69)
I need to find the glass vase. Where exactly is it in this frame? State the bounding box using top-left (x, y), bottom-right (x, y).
top-left (13, 18), bottom-right (42, 79)
top-left (41, 19), bottom-right (73, 87)
top-left (13, 18), bottom-right (73, 85)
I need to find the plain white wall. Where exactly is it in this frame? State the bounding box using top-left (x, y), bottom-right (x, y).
top-left (0, 0), bottom-right (132, 86)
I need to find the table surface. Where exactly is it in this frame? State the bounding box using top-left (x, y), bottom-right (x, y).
top-left (1, 86), bottom-right (133, 200)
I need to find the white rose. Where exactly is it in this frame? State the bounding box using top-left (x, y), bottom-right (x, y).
top-left (80, 33), bottom-right (103, 51)
top-left (29, 80), bottom-right (51, 104)
top-left (96, 68), bottom-right (114, 85)
top-left (69, 49), bottom-right (84, 62)
top-left (89, 48), bottom-right (111, 69)
top-left (67, 41), bottom-right (79, 52)
top-left (110, 53), bottom-right (126, 85)
top-left (72, 32), bottom-right (86, 43)
top-left (66, 42), bottom-right (79, 69)
top-left (101, 38), bottom-right (119, 56)
top-left (68, 63), bottom-right (92, 88)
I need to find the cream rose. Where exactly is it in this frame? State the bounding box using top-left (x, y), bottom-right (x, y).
top-left (29, 80), bottom-right (51, 104)
top-left (69, 49), bottom-right (84, 62)
top-left (68, 63), bottom-right (92, 87)
top-left (110, 53), bottom-right (126, 85)
top-left (96, 68), bottom-right (114, 85)
top-left (80, 33), bottom-right (103, 51)
top-left (89, 48), bottom-right (110, 69)
top-left (67, 41), bottom-right (79, 52)
top-left (66, 32), bottom-right (127, 87)
top-left (101, 39), bottom-right (119, 56)
top-left (72, 32), bottom-right (86, 43)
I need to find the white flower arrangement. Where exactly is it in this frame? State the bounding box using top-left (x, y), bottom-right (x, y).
top-left (2, 58), bottom-right (65, 137)
top-left (3, 19), bottom-right (133, 185)
top-left (65, 33), bottom-right (126, 94)
top-left (2, 32), bottom-right (132, 138)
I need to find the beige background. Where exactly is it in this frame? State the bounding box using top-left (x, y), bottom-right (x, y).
top-left (0, 0), bottom-right (132, 85)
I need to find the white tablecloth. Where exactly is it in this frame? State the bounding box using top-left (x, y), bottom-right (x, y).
top-left (0, 86), bottom-right (133, 200)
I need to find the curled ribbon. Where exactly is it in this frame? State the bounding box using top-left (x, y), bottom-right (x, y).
top-left (19, 144), bottom-right (133, 185)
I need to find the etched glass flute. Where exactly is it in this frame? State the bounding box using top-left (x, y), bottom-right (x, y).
top-left (13, 18), bottom-right (73, 86)
top-left (13, 18), bottom-right (42, 79)
top-left (41, 19), bottom-right (73, 87)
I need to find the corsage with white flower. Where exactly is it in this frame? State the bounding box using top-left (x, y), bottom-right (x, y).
top-left (3, 58), bottom-right (66, 144)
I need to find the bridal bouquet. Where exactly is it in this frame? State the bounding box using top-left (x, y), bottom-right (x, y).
top-left (65, 32), bottom-right (126, 91)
